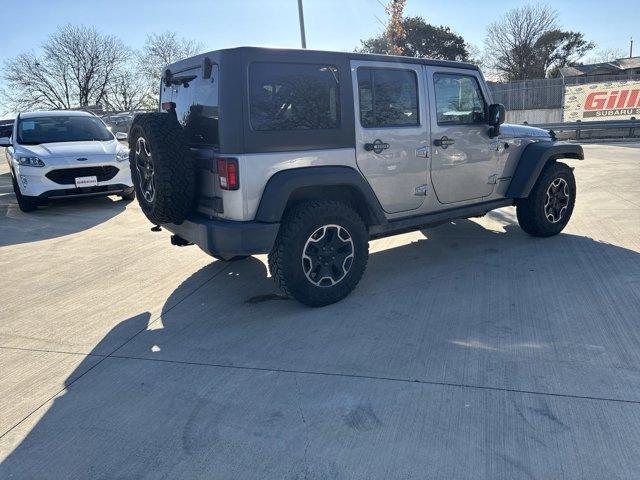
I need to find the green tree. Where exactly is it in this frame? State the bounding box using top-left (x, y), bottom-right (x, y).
top-left (358, 16), bottom-right (471, 61)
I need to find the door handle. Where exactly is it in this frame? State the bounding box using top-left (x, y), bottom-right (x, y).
top-left (364, 139), bottom-right (390, 154)
top-left (434, 136), bottom-right (455, 149)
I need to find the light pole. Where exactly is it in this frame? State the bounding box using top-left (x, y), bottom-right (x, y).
top-left (298, 0), bottom-right (307, 49)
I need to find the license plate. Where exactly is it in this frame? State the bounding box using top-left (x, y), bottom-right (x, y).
top-left (75, 176), bottom-right (98, 188)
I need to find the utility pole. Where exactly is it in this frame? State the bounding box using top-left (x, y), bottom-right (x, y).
top-left (298, 0), bottom-right (307, 49)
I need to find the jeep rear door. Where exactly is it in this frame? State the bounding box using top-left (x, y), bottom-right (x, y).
top-left (352, 61), bottom-right (429, 214)
top-left (426, 68), bottom-right (498, 204)
top-left (160, 62), bottom-right (221, 217)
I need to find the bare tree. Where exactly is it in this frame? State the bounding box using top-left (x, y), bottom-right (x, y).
top-left (2, 52), bottom-right (73, 110)
top-left (584, 48), bottom-right (626, 64)
top-left (137, 31), bottom-right (203, 104)
top-left (1, 24), bottom-right (128, 112)
top-left (485, 5), bottom-right (594, 80)
top-left (385, 0), bottom-right (406, 55)
top-left (104, 67), bottom-right (152, 111)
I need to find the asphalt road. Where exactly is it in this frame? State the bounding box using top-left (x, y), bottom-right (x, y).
top-left (1, 143), bottom-right (639, 479)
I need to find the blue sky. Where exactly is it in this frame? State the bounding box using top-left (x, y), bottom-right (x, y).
top-left (0, 0), bottom-right (637, 66)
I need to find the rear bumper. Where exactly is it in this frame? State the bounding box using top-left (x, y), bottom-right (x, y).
top-left (166, 215), bottom-right (280, 259)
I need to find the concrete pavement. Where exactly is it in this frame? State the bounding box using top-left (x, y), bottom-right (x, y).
top-left (1, 143), bottom-right (639, 479)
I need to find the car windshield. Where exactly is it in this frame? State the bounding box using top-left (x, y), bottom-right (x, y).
top-left (17, 115), bottom-right (113, 145)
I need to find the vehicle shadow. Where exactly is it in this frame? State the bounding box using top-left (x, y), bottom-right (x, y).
top-left (1, 221), bottom-right (639, 477)
top-left (0, 170), bottom-right (129, 248)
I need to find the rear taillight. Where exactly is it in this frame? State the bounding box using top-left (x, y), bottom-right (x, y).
top-left (216, 157), bottom-right (239, 190)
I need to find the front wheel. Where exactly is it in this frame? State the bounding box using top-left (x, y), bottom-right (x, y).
top-left (268, 200), bottom-right (369, 307)
top-left (516, 161), bottom-right (576, 237)
top-left (11, 172), bottom-right (39, 212)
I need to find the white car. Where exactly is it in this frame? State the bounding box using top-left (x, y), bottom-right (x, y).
top-left (0, 110), bottom-right (134, 212)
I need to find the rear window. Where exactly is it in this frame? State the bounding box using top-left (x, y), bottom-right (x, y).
top-left (357, 68), bottom-right (419, 128)
top-left (249, 62), bottom-right (340, 131)
top-left (164, 64), bottom-right (220, 147)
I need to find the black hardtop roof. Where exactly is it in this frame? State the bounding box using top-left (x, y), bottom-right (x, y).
top-left (165, 46), bottom-right (480, 74)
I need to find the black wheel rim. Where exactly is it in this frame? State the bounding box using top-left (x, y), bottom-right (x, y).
top-left (302, 224), bottom-right (354, 287)
top-left (544, 178), bottom-right (570, 223)
top-left (135, 137), bottom-right (155, 203)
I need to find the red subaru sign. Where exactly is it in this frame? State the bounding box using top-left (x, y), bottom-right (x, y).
top-left (563, 81), bottom-right (640, 121)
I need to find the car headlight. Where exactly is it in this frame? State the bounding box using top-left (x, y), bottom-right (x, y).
top-left (17, 156), bottom-right (45, 167)
top-left (116, 148), bottom-right (129, 162)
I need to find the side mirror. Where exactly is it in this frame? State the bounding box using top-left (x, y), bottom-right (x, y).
top-left (0, 136), bottom-right (11, 147)
top-left (488, 104), bottom-right (505, 138)
top-left (115, 132), bottom-right (128, 141)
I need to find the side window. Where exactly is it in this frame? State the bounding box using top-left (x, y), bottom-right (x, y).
top-left (0, 124), bottom-right (12, 138)
top-left (433, 73), bottom-right (486, 125)
top-left (357, 68), bottom-right (419, 128)
top-left (249, 62), bottom-right (340, 131)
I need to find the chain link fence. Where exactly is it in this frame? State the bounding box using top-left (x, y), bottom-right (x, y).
top-left (488, 72), bottom-right (640, 111)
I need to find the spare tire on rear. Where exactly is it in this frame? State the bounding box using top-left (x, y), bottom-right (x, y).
top-left (128, 112), bottom-right (195, 225)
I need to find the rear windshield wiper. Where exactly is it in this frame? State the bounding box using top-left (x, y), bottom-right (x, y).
top-left (164, 70), bottom-right (197, 88)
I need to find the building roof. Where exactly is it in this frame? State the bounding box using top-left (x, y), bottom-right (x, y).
top-left (560, 56), bottom-right (640, 77)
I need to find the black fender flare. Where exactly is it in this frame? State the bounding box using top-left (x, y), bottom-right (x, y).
top-left (506, 142), bottom-right (583, 198)
top-left (254, 166), bottom-right (387, 225)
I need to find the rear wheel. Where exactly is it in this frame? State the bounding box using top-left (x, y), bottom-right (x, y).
top-left (516, 161), bottom-right (576, 237)
top-left (268, 200), bottom-right (369, 307)
top-left (11, 171), bottom-right (39, 212)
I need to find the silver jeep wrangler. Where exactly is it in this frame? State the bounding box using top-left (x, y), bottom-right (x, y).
top-left (129, 47), bottom-right (582, 306)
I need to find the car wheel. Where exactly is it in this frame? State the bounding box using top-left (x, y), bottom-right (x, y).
top-left (516, 161), bottom-right (576, 237)
top-left (11, 171), bottom-right (39, 213)
top-left (268, 200), bottom-right (369, 307)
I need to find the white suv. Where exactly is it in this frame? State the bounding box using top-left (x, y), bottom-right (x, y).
top-left (0, 110), bottom-right (134, 212)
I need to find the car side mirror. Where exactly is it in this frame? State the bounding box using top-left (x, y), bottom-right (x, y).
top-left (115, 132), bottom-right (128, 141)
top-left (0, 136), bottom-right (11, 147)
top-left (488, 104), bottom-right (505, 138)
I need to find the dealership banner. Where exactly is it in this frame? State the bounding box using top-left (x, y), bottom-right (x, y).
top-left (563, 80), bottom-right (640, 122)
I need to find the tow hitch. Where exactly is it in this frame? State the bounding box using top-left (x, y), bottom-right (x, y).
top-left (171, 234), bottom-right (193, 247)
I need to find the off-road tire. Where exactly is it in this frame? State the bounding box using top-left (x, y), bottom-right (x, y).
top-left (268, 200), bottom-right (369, 307)
top-left (11, 171), bottom-right (39, 212)
top-left (128, 112), bottom-right (194, 225)
top-left (516, 161), bottom-right (576, 237)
